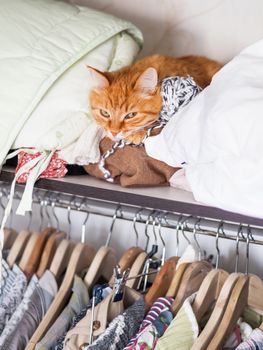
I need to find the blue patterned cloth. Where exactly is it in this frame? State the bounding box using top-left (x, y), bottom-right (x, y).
top-left (236, 328), bottom-right (263, 349)
top-left (0, 264), bottom-right (27, 333)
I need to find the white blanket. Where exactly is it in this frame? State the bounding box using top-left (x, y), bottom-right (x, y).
top-left (145, 39), bottom-right (263, 218)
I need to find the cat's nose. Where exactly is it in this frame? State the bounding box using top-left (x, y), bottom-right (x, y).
top-left (111, 132), bottom-right (118, 137)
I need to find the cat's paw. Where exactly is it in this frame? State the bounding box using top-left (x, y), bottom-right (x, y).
top-left (126, 130), bottom-right (147, 145)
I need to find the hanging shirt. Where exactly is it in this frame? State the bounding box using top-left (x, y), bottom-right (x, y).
top-left (124, 296), bottom-right (174, 350)
top-left (54, 285), bottom-right (108, 350)
top-left (236, 328), bottom-right (263, 349)
top-left (155, 294), bottom-right (199, 350)
top-left (85, 297), bottom-right (145, 350)
top-left (36, 275), bottom-right (89, 350)
top-left (0, 274), bottom-right (38, 348)
top-left (0, 264), bottom-right (27, 333)
top-left (2, 270), bottom-right (57, 350)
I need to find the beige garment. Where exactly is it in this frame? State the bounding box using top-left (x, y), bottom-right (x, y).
top-left (64, 287), bottom-right (141, 350)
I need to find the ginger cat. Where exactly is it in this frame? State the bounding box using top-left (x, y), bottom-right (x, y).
top-left (87, 55), bottom-right (222, 144)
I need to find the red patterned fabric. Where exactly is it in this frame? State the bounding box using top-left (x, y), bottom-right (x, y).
top-left (16, 151), bottom-right (68, 183)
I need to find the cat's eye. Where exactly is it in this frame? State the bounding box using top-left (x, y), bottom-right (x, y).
top-left (124, 112), bottom-right (138, 120)
top-left (100, 109), bottom-right (110, 118)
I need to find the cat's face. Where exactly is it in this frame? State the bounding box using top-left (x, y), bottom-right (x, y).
top-left (87, 66), bottom-right (162, 143)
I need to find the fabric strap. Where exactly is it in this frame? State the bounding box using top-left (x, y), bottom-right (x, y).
top-left (0, 149), bottom-right (54, 280)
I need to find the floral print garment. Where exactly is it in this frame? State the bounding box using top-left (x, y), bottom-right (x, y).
top-left (124, 297), bottom-right (174, 350)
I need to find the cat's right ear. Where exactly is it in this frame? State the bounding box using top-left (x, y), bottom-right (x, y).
top-left (135, 67), bottom-right (158, 94)
top-left (86, 65), bottom-right (109, 89)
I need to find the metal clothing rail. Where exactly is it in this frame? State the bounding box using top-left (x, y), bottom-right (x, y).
top-left (0, 182), bottom-right (262, 248)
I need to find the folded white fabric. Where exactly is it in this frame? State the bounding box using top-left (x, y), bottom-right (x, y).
top-left (59, 117), bottom-right (106, 165)
top-left (145, 39), bottom-right (263, 218)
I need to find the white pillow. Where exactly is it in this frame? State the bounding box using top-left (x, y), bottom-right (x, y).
top-left (145, 39), bottom-right (263, 218)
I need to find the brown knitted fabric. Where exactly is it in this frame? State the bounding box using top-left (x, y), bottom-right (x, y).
top-left (84, 137), bottom-right (179, 187)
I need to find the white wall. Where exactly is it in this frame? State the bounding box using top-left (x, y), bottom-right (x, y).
top-left (69, 0), bottom-right (263, 63)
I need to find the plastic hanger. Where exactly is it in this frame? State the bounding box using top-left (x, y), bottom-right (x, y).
top-left (192, 221), bottom-right (229, 323)
top-left (27, 242), bottom-right (96, 349)
top-left (207, 229), bottom-right (263, 350)
top-left (36, 197), bottom-right (66, 278)
top-left (192, 224), bottom-right (244, 350)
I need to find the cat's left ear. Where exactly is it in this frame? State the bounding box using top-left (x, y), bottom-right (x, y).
top-left (86, 65), bottom-right (109, 89)
top-left (135, 67), bottom-right (158, 94)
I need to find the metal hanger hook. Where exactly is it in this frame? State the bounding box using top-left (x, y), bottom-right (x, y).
top-left (144, 211), bottom-right (155, 252)
top-left (67, 195), bottom-right (76, 240)
top-left (37, 191), bottom-right (45, 232)
top-left (133, 208), bottom-right (143, 247)
top-left (174, 215), bottom-right (184, 256)
top-left (157, 212), bottom-right (167, 265)
top-left (235, 224), bottom-right (243, 273)
top-left (193, 217), bottom-right (202, 260)
top-left (152, 212), bottom-right (158, 245)
top-left (215, 221), bottom-right (225, 269)
top-left (106, 204), bottom-right (122, 247)
top-left (180, 216), bottom-right (191, 245)
top-left (81, 198), bottom-right (90, 244)
top-left (43, 191), bottom-right (52, 227)
top-left (245, 225), bottom-right (254, 275)
top-left (50, 192), bottom-right (60, 231)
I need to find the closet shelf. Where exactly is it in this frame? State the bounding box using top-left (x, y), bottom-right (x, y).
top-left (1, 166), bottom-right (262, 227)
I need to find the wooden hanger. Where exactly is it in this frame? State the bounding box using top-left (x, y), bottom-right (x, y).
top-left (84, 246), bottom-right (117, 293)
top-left (26, 242), bottom-right (96, 349)
top-left (108, 246), bottom-right (143, 286)
top-left (19, 227), bottom-right (55, 279)
top-left (7, 229), bottom-right (31, 267)
top-left (119, 246), bottom-right (144, 273)
top-left (49, 239), bottom-right (76, 282)
top-left (207, 274), bottom-right (263, 350)
top-left (166, 262), bottom-right (190, 297)
top-left (171, 261), bottom-right (213, 315)
top-left (3, 228), bottom-right (17, 249)
top-left (125, 251), bottom-right (148, 289)
top-left (18, 232), bottom-right (38, 269)
top-left (36, 231), bottom-right (66, 278)
top-left (145, 256), bottom-right (179, 310)
top-left (192, 272), bottom-right (242, 350)
top-left (192, 269), bottom-right (229, 323)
